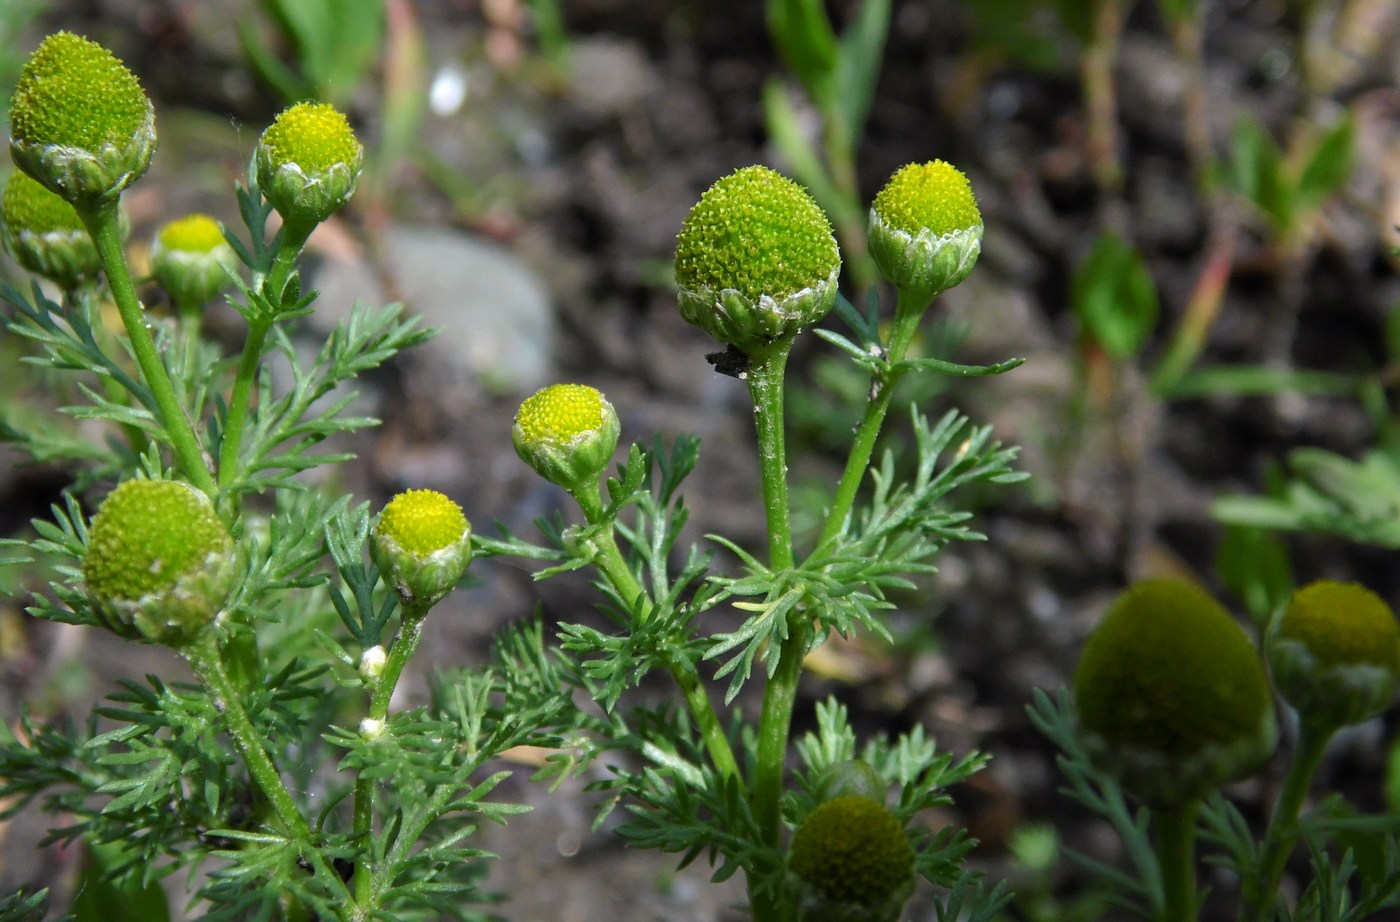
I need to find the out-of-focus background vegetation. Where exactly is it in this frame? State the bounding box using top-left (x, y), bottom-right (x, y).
top-left (3, 0), bottom-right (1399, 918)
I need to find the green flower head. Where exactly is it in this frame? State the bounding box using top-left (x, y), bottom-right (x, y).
top-left (1269, 580), bottom-right (1400, 731)
top-left (868, 160), bottom-right (983, 303)
top-left (788, 795), bottom-right (915, 922)
top-left (371, 489), bottom-right (472, 612)
top-left (512, 383), bottom-right (621, 497)
top-left (9, 32), bottom-right (156, 208)
top-left (150, 213), bottom-right (238, 313)
top-left (254, 102), bottom-right (363, 228)
top-left (1073, 578), bottom-right (1276, 806)
top-left (674, 165), bottom-right (840, 353)
top-left (1, 168), bottom-right (100, 288)
top-left (83, 479), bottom-right (234, 647)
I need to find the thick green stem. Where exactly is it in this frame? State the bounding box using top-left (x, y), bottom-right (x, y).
top-left (1152, 799), bottom-right (1200, 922)
top-left (82, 202), bottom-right (216, 496)
top-left (745, 342), bottom-right (803, 922)
top-left (818, 287), bottom-right (928, 545)
top-left (1248, 722), bottom-right (1332, 922)
top-left (217, 221), bottom-right (313, 492)
top-left (574, 483), bottom-right (742, 784)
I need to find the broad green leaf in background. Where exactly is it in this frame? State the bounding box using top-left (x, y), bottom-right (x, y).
top-left (71, 839), bottom-right (171, 922)
top-left (1296, 115), bottom-right (1355, 212)
top-left (1227, 116), bottom-right (1291, 232)
top-left (1071, 231), bottom-right (1159, 361)
top-left (1215, 524), bottom-right (1292, 629)
top-left (766, 0), bottom-right (839, 105)
top-left (832, 0), bottom-right (891, 146)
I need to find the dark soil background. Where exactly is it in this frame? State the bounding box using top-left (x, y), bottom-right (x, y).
top-left (4, 0), bottom-right (1400, 920)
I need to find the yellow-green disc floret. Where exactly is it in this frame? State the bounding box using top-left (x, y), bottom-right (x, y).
top-left (872, 161), bottom-right (980, 237)
top-left (1074, 578), bottom-right (1275, 805)
top-left (376, 490), bottom-right (470, 557)
top-left (83, 479), bottom-right (233, 646)
top-left (1, 169), bottom-right (100, 288)
top-left (674, 165), bottom-right (839, 352)
top-left (150, 213), bottom-right (237, 313)
top-left (9, 32), bottom-right (155, 206)
top-left (1270, 580), bottom-right (1400, 730)
top-left (789, 795), bottom-right (914, 916)
top-left (868, 160), bottom-right (984, 302)
top-left (371, 489), bottom-right (471, 612)
top-left (512, 384), bottom-right (621, 496)
top-left (157, 213), bottom-right (225, 253)
top-left (255, 102), bottom-right (363, 228)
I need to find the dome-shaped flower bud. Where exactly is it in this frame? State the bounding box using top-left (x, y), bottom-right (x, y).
top-left (371, 489), bottom-right (471, 611)
top-left (868, 160), bottom-right (983, 304)
top-left (788, 794), bottom-right (915, 922)
top-left (512, 384), bottom-right (621, 497)
top-left (1, 169), bottom-right (100, 289)
top-left (150, 213), bottom-right (238, 314)
top-left (9, 32), bottom-right (156, 209)
top-left (1073, 579), bottom-right (1276, 806)
top-left (674, 165), bottom-right (840, 354)
top-left (82, 479), bottom-right (234, 647)
top-left (1269, 580), bottom-right (1400, 731)
top-left (254, 102), bottom-right (363, 228)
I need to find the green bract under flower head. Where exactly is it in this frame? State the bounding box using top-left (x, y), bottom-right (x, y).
top-left (1, 168), bottom-right (100, 288)
top-left (9, 32), bottom-right (155, 208)
top-left (674, 165), bottom-right (839, 353)
top-left (371, 489), bottom-right (472, 612)
top-left (513, 383), bottom-right (621, 496)
top-left (150, 213), bottom-right (238, 312)
top-left (869, 160), bottom-right (983, 303)
top-left (1074, 578), bottom-right (1276, 806)
top-left (83, 479), bottom-right (233, 647)
top-left (789, 795), bottom-right (914, 922)
top-left (255, 102), bottom-right (363, 228)
top-left (1270, 580), bottom-right (1400, 731)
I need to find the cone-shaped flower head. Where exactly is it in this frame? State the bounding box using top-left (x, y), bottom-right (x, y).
top-left (1073, 578), bottom-right (1276, 806)
top-left (513, 383), bottom-right (620, 497)
top-left (788, 794), bottom-right (915, 922)
top-left (1, 168), bottom-right (100, 288)
top-left (150, 213), bottom-right (238, 313)
top-left (674, 165), bottom-right (839, 354)
top-left (254, 102), bottom-right (363, 228)
top-left (1269, 580), bottom-right (1400, 731)
top-left (9, 32), bottom-right (156, 209)
top-left (371, 489), bottom-right (472, 612)
top-left (868, 160), bottom-right (983, 304)
top-left (83, 479), bottom-right (234, 647)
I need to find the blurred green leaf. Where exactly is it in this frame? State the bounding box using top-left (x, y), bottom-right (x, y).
top-left (832, 0), bottom-right (890, 145)
top-left (1227, 116), bottom-right (1291, 232)
top-left (1296, 115), bottom-right (1355, 212)
top-left (1156, 365), bottom-right (1355, 399)
top-left (71, 839), bottom-right (170, 922)
top-left (1071, 232), bottom-right (1158, 361)
top-left (766, 0), bottom-right (839, 103)
top-left (1215, 524), bottom-right (1292, 629)
top-left (1155, 0), bottom-right (1200, 23)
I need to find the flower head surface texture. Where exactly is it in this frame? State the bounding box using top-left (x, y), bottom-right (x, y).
top-left (10, 32), bottom-right (150, 157)
top-left (375, 490), bottom-right (470, 557)
top-left (871, 160), bottom-right (981, 238)
top-left (789, 795), bottom-right (914, 909)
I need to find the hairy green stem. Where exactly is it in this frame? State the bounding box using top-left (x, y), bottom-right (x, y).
top-left (1248, 722), bottom-right (1331, 922)
top-left (1152, 799), bottom-right (1199, 922)
top-left (574, 483), bottom-right (742, 784)
top-left (217, 221), bottom-right (313, 492)
top-left (818, 286), bottom-right (929, 546)
top-left (746, 342), bottom-right (802, 922)
top-left (82, 201), bottom-right (216, 496)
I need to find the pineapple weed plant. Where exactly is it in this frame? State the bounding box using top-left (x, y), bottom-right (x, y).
top-left (1, 28), bottom-right (1399, 922)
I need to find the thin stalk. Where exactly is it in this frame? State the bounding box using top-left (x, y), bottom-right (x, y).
top-left (352, 611), bottom-right (428, 911)
top-left (217, 221), bottom-right (313, 492)
top-left (1248, 721), bottom-right (1332, 922)
top-left (746, 343), bottom-right (795, 571)
top-left (573, 483), bottom-right (742, 784)
top-left (1082, 0), bottom-right (1128, 232)
top-left (81, 201), bottom-right (215, 496)
top-left (818, 287), bottom-right (928, 546)
top-left (1152, 799), bottom-right (1200, 922)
